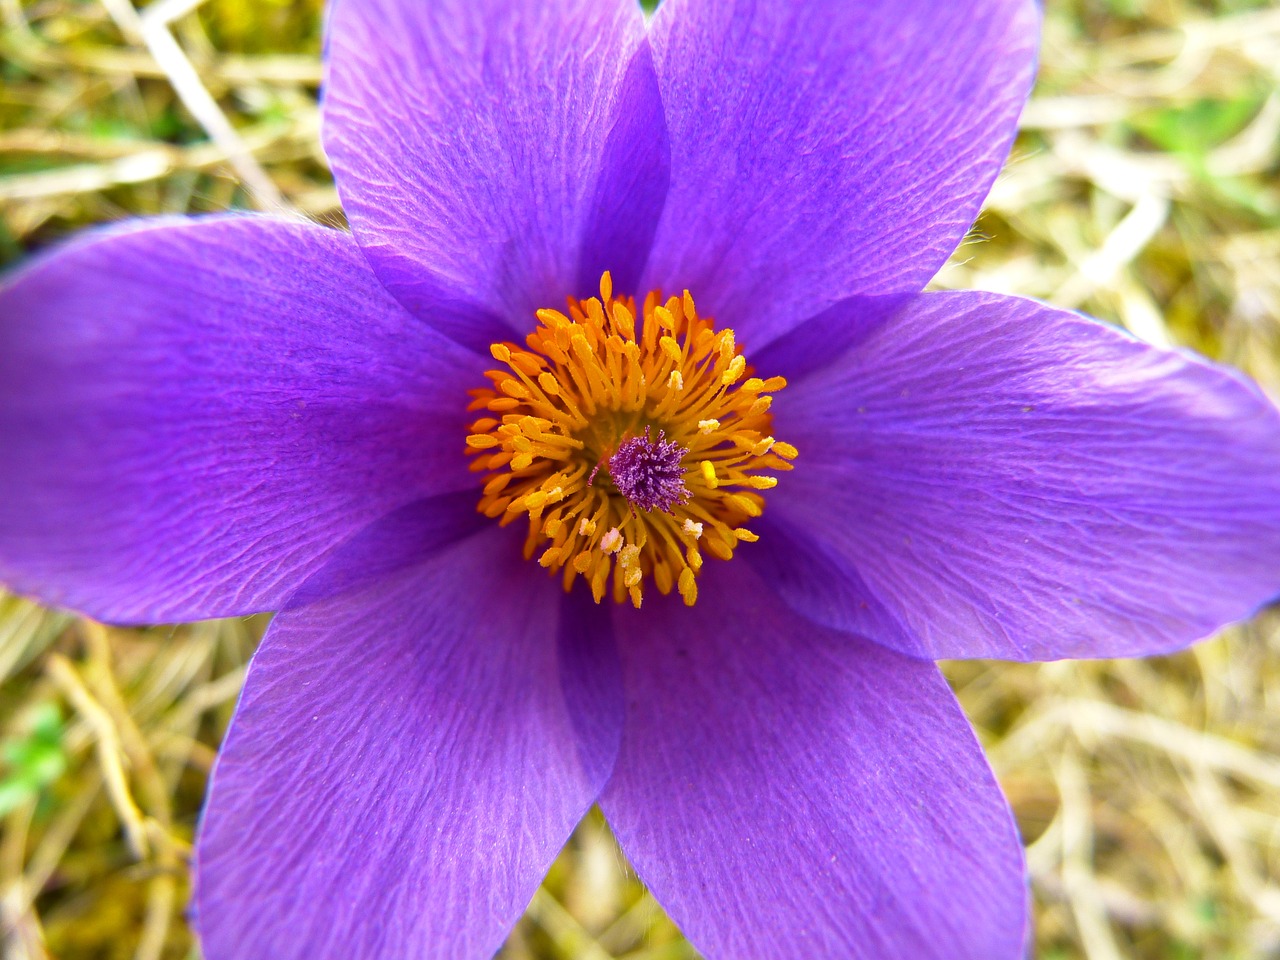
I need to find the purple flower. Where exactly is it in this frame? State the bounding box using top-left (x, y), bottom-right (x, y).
top-left (1, 0), bottom-right (1278, 955)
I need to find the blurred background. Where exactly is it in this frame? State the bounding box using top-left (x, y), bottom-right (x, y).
top-left (1, 0), bottom-right (1279, 956)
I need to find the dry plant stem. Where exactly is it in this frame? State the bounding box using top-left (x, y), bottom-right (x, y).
top-left (78, 624), bottom-right (183, 960)
top-left (0, 114), bottom-right (320, 202)
top-left (526, 889), bottom-right (617, 960)
top-left (45, 654), bottom-right (151, 859)
top-left (1056, 748), bottom-right (1125, 960)
top-left (13, 774), bottom-right (103, 925)
top-left (96, 0), bottom-right (284, 208)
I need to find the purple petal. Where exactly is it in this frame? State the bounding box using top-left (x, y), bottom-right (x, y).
top-left (771, 291), bottom-right (1280, 661)
top-left (576, 40), bottom-right (671, 298)
top-left (0, 216), bottom-right (483, 623)
top-left (642, 0), bottom-right (1039, 348)
top-left (196, 505), bottom-right (620, 959)
top-left (601, 562), bottom-right (1027, 959)
top-left (323, 0), bottom-right (663, 351)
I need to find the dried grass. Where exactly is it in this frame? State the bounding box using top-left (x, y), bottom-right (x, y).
top-left (1, 0), bottom-right (1278, 956)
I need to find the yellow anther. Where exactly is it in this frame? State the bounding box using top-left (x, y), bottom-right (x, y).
top-left (718, 329), bottom-right (736, 359)
top-left (772, 441), bottom-right (799, 460)
top-left (618, 544), bottom-right (641, 569)
top-left (578, 517), bottom-right (597, 537)
top-left (529, 489), bottom-right (560, 510)
top-left (490, 343), bottom-right (512, 362)
top-left (686, 546), bottom-right (703, 572)
top-left (536, 308), bottom-right (570, 327)
top-left (612, 302), bottom-right (635, 340)
top-left (726, 494), bottom-right (763, 517)
top-left (660, 336), bottom-right (683, 364)
top-left (703, 538), bottom-right (733, 561)
top-left (678, 567), bottom-right (698, 605)
top-left (682, 519), bottom-right (704, 540)
top-left (734, 528), bottom-right (760, 543)
top-left (654, 563), bottom-right (674, 595)
top-left (467, 434), bottom-right (500, 449)
top-left (746, 476), bottom-right (778, 490)
top-left (591, 564), bottom-right (609, 603)
top-left (667, 370), bottom-right (684, 391)
top-left (700, 460), bottom-right (719, 489)
top-left (511, 352), bottom-right (543, 376)
top-left (721, 355), bottom-right (747, 386)
top-left (697, 419), bottom-right (720, 435)
top-left (483, 474), bottom-right (511, 496)
top-left (600, 528), bottom-right (623, 554)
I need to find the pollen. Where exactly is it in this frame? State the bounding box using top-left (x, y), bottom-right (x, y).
top-left (465, 272), bottom-right (796, 608)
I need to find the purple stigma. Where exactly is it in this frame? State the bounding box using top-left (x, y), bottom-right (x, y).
top-left (607, 428), bottom-right (691, 513)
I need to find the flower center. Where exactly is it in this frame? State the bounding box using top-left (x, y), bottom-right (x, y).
top-left (606, 428), bottom-right (690, 513)
top-left (465, 273), bottom-right (796, 608)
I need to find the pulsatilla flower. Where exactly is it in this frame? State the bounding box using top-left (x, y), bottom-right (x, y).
top-left (1, 0), bottom-right (1279, 956)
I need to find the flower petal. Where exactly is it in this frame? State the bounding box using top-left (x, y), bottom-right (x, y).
top-left (643, 0), bottom-right (1039, 348)
top-left (196, 503), bottom-right (621, 960)
top-left (601, 562), bottom-right (1027, 959)
top-left (0, 216), bottom-right (482, 623)
top-left (322, 0), bottom-right (664, 351)
top-left (771, 291), bottom-right (1280, 661)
